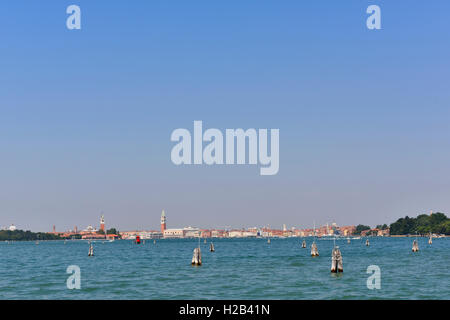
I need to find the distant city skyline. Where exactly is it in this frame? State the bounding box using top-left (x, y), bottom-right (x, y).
top-left (0, 209), bottom-right (441, 233)
top-left (1, 1), bottom-right (450, 231)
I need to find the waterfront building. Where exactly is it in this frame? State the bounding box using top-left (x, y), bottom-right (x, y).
top-left (183, 227), bottom-right (200, 238)
top-left (81, 233), bottom-right (105, 240)
top-left (211, 229), bottom-right (226, 238)
top-left (228, 230), bottom-right (243, 237)
top-left (200, 229), bottom-right (212, 238)
top-left (163, 228), bottom-right (184, 238)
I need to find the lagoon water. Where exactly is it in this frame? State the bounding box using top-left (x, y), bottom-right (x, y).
top-left (0, 237), bottom-right (449, 299)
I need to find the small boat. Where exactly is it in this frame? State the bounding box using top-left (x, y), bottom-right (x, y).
top-left (331, 245), bottom-right (343, 273)
top-left (88, 244), bottom-right (94, 256)
top-left (428, 233), bottom-right (432, 245)
top-left (366, 239), bottom-right (370, 246)
top-left (135, 235), bottom-right (141, 244)
top-left (302, 240), bottom-right (306, 248)
top-left (210, 242), bottom-right (215, 252)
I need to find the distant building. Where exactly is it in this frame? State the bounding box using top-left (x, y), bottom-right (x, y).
top-left (163, 228), bottom-right (184, 238)
top-left (211, 229), bottom-right (226, 238)
top-left (161, 210), bottom-right (166, 233)
top-left (183, 227), bottom-right (200, 238)
top-left (83, 225), bottom-right (97, 233)
top-left (100, 215), bottom-right (105, 232)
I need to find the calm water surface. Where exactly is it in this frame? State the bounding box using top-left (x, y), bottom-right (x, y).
top-left (0, 237), bottom-right (449, 299)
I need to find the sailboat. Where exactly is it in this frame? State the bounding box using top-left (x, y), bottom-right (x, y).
top-left (301, 239), bottom-right (306, 248)
top-left (210, 242), bottom-right (215, 252)
top-left (192, 237), bottom-right (202, 266)
top-left (311, 224), bottom-right (319, 257)
top-left (366, 238), bottom-right (370, 246)
top-left (428, 233), bottom-right (432, 245)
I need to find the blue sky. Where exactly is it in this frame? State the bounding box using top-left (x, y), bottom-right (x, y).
top-left (1, 1), bottom-right (449, 231)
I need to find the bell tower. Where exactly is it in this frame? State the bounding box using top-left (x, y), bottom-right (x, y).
top-left (100, 214), bottom-right (105, 232)
top-left (161, 210), bottom-right (166, 233)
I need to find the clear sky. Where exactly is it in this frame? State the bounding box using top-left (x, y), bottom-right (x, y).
top-left (1, 1), bottom-right (449, 232)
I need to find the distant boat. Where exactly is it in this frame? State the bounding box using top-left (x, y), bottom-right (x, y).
top-left (210, 242), bottom-right (215, 252)
top-left (366, 239), bottom-right (370, 246)
top-left (135, 235), bottom-right (141, 245)
top-left (428, 233), bottom-right (432, 245)
top-left (302, 240), bottom-right (306, 248)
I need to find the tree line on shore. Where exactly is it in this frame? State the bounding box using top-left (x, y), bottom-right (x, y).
top-left (0, 228), bottom-right (120, 241)
top-left (355, 212), bottom-right (450, 235)
top-left (0, 230), bottom-right (62, 241)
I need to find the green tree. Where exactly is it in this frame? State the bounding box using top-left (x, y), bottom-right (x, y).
top-left (106, 228), bottom-right (118, 235)
top-left (389, 212), bottom-right (449, 235)
top-left (354, 225), bottom-right (371, 235)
